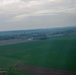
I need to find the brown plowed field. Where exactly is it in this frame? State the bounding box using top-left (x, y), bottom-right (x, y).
top-left (0, 39), bottom-right (32, 46)
top-left (15, 64), bottom-right (76, 75)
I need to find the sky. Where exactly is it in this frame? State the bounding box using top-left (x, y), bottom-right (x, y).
top-left (0, 0), bottom-right (76, 31)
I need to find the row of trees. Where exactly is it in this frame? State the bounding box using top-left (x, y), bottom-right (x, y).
top-left (0, 28), bottom-right (76, 41)
top-left (0, 33), bottom-right (48, 40)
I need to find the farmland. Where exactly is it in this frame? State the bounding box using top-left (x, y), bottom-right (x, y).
top-left (0, 36), bottom-right (76, 75)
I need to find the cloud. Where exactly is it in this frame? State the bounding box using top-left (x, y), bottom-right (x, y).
top-left (48, 0), bottom-right (67, 2)
top-left (0, 0), bottom-right (76, 31)
top-left (7, 8), bottom-right (76, 22)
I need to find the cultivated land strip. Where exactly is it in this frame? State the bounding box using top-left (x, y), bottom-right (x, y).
top-left (0, 39), bottom-right (32, 46)
top-left (15, 64), bottom-right (76, 75)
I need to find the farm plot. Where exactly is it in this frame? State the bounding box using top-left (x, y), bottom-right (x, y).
top-left (0, 36), bottom-right (76, 75)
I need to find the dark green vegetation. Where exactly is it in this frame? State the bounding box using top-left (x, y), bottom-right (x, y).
top-left (0, 36), bottom-right (76, 75)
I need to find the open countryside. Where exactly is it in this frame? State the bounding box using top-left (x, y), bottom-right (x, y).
top-left (0, 34), bottom-right (76, 75)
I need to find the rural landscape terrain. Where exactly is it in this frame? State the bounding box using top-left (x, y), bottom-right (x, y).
top-left (0, 26), bottom-right (76, 75)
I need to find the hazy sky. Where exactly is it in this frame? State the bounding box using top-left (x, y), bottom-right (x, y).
top-left (0, 0), bottom-right (76, 31)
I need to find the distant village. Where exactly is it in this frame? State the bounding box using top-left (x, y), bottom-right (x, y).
top-left (0, 27), bottom-right (76, 41)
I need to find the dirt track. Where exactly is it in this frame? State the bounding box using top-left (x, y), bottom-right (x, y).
top-left (0, 39), bottom-right (32, 46)
top-left (15, 64), bottom-right (76, 75)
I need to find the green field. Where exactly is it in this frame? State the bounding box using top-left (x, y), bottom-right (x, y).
top-left (0, 36), bottom-right (76, 75)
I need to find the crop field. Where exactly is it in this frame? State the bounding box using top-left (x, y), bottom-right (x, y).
top-left (0, 36), bottom-right (76, 75)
